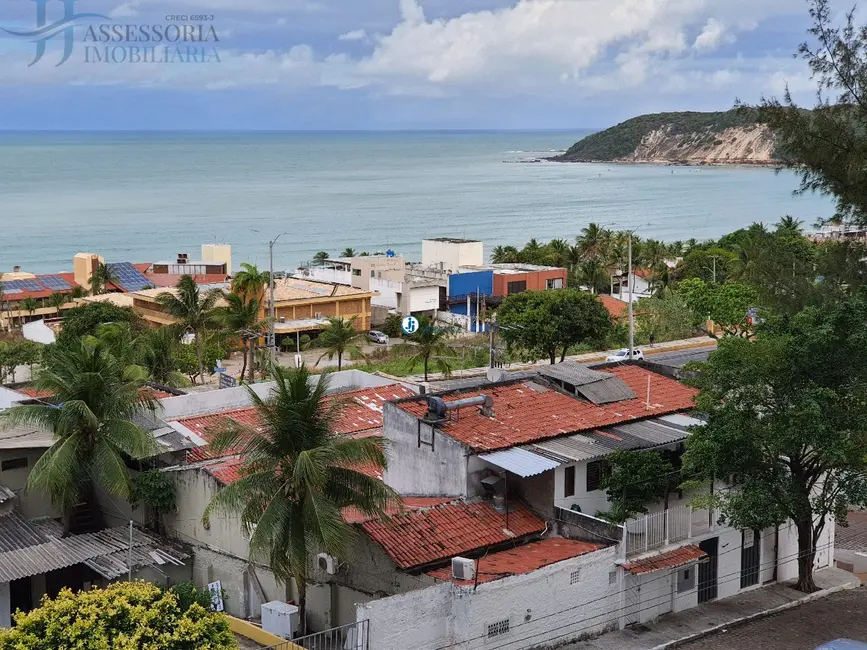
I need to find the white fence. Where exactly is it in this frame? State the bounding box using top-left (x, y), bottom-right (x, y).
top-left (624, 505), bottom-right (720, 556)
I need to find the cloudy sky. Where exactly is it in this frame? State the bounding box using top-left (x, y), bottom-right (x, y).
top-left (0, 0), bottom-right (825, 130)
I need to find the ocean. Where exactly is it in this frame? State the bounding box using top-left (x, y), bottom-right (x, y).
top-left (0, 131), bottom-right (835, 274)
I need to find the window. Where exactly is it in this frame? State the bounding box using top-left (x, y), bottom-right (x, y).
top-left (487, 619), bottom-right (510, 638)
top-left (546, 278), bottom-right (564, 289)
top-left (507, 280), bottom-right (527, 294)
top-left (609, 571), bottom-right (617, 585)
top-left (1, 457), bottom-right (27, 471)
top-left (370, 270), bottom-right (375, 278)
top-left (570, 569), bottom-right (581, 585)
top-left (677, 567), bottom-right (696, 593)
top-left (563, 465), bottom-right (575, 498)
top-left (586, 460), bottom-right (605, 492)
top-left (352, 269), bottom-right (361, 277)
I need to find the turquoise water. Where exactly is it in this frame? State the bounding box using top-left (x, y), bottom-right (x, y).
top-left (0, 131), bottom-right (835, 274)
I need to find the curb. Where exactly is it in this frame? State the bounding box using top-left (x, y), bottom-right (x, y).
top-left (647, 579), bottom-right (863, 650)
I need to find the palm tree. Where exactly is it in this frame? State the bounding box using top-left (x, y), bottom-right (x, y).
top-left (213, 292), bottom-right (269, 382)
top-left (490, 245), bottom-right (520, 264)
top-left (88, 263), bottom-right (118, 296)
top-left (776, 215), bottom-right (804, 235)
top-left (0, 341), bottom-right (158, 534)
top-left (313, 251), bottom-right (330, 263)
top-left (137, 326), bottom-right (189, 388)
top-left (48, 292), bottom-right (68, 315)
top-left (156, 275), bottom-right (222, 385)
top-left (232, 263), bottom-right (270, 303)
top-left (547, 239), bottom-right (570, 267)
top-left (203, 366), bottom-right (396, 633)
top-left (309, 317), bottom-right (365, 371)
top-left (403, 315), bottom-right (457, 381)
top-left (341, 248), bottom-right (357, 258)
top-left (576, 223), bottom-right (610, 261)
top-left (576, 260), bottom-right (609, 294)
top-left (20, 297), bottom-right (39, 322)
top-left (69, 285), bottom-right (87, 301)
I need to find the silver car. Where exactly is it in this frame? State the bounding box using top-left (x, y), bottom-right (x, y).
top-left (815, 641), bottom-right (867, 650)
top-left (368, 330), bottom-right (389, 345)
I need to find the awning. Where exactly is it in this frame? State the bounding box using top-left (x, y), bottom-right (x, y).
top-left (479, 447), bottom-right (561, 477)
top-left (622, 545), bottom-right (707, 575)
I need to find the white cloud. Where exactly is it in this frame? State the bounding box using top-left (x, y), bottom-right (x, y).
top-left (693, 18), bottom-right (735, 51)
top-left (338, 28), bottom-right (367, 41)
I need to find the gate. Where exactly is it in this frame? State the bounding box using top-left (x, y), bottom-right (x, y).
top-left (740, 529), bottom-right (761, 589)
top-left (264, 620), bottom-right (369, 650)
top-left (698, 537), bottom-right (718, 604)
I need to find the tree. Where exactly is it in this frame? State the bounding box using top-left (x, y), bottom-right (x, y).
top-left (213, 292), bottom-right (268, 382)
top-left (576, 223), bottom-right (610, 261)
top-left (48, 292), bottom-right (68, 315)
top-left (341, 248), bottom-right (357, 258)
top-left (683, 293), bottom-right (867, 592)
top-left (203, 366), bottom-right (397, 633)
top-left (309, 316), bottom-right (365, 371)
top-left (402, 315), bottom-right (457, 381)
top-left (20, 297), bottom-right (38, 320)
top-left (748, 0), bottom-right (867, 225)
top-left (313, 251), bottom-right (330, 262)
top-left (675, 247), bottom-right (737, 284)
top-left (635, 294), bottom-right (697, 343)
top-left (0, 341), bottom-right (158, 533)
top-left (678, 278), bottom-right (759, 338)
top-left (56, 302), bottom-right (143, 346)
top-left (157, 275), bottom-right (222, 385)
top-left (776, 215), bottom-right (804, 236)
top-left (0, 581), bottom-right (235, 650)
top-left (88, 262), bottom-right (118, 296)
top-left (598, 450), bottom-right (675, 523)
top-left (379, 313), bottom-right (404, 338)
top-left (490, 245), bottom-right (520, 264)
top-left (136, 326), bottom-right (189, 388)
top-left (0, 339), bottom-right (37, 384)
top-left (497, 289), bottom-right (612, 364)
top-left (231, 263), bottom-right (270, 303)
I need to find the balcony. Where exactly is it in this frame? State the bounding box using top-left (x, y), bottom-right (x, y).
top-left (623, 505), bottom-right (722, 557)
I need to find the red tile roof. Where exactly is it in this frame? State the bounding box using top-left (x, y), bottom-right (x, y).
top-left (15, 388), bottom-right (54, 399)
top-left (599, 295), bottom-right (628, 320)
top-left (633, 269), bottom-right (653, 280)
top-left (205, 457), bottom-right (245, 485)
top-left (1, 273), bottom-right (82, 302)
top-left (427, 538), bottom-right (604, 585)
top-left (362, 500), bottom-right (546, 570)
top-left (182, 384), bottom-right (414, 463)
top-left (396, 366), bottom-right (697, 452)
top-left (342, 497), bottom-right (454, 524)
top-left (622, 545), bottom-right (707, 574)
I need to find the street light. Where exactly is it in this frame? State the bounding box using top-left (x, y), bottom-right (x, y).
top-left (252, 229), bottom-right (289, 367)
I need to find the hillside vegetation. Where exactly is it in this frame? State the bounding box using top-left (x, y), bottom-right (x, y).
top-left (554, 110), bottom-right (778, 164)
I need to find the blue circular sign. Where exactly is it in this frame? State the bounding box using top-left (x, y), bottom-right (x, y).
top-left (401, 316), bottom-right (420, 335)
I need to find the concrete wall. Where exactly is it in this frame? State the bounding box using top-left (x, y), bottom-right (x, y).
top-left (409, 285), bottom-right (440, 313)
top-left (0, 448), bottom-right (56, 519)
top-left (554, 462), bottom-right (610, 518)
top-left (0, 581), bottom-right (9, 628)
top-left (296, 266), bottom-right (352, 286)
top-left (358, 545), bottom-right (620, 650)
top-left (448, 270), bottom-right (493, 300)
top-left (382, 403), bottom-right (468, 497)
top-left (776, 517), bottom-right (835, 583)
top-left (0, 387), bottom-right (24, 411)
top-left (422, 240), bottom-right (484, 273)
top-left (493, 269), bottom-right (568, 296)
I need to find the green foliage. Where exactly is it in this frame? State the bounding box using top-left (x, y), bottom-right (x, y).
top-left (313, 251), bottom-right (330, 262)
top-left (0, 581), bottom-right (236, 650)
top-left (598, 450), bottom-right (675, 523)
top-left (559, 110), bottom-right (763, 161)
top-left (176, 335), bottom-right (227, 385)
top-left (308, 316), bottom-right (366, 371)
top-left (400, 315), bottom-right (458, 381)
top-left (682, 291), bottom-right (867, 592)
top-left (0, 339), bottom-right (43, 384)
top-left (678, 278), bottom-right (759, 338)
top-left (56, 302), bottom-right (144, 346)
top-left (497, 289), bottom-right (612, 364)
top-left (20, 297), bottom-right (39, 316)
top-left (88, 263), bottom-right (119, 296)
top-left (635, 294), bottom-right (698, 343)
top-left (131, 469), bottom-right (177, 515)
top-left (674, 247), bottom-right (737, 284)
top-left (169, 582), bottom-right (217, 614)
top-left (379, 313), bottom-right (404, 338)
top-left (204, 365), bottom-right (397, 633)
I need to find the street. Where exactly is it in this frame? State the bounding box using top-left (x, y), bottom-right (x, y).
top-left (677, 588), bottom-right (867, 650)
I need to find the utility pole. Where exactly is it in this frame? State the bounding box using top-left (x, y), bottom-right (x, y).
top-left (254, 230), bottom-right (289, 369)
top-left (628, 232), bottom-right (634, 360)
top-left (489, 322), bottom-right (496, 368)
top-left (128, 520), bottom-right (133, 581)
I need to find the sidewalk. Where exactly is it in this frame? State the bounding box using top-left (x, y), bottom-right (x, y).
top-left (561, 567), bottom-right (860, 650)
top-left (394, 335), bottom-right (717, 384)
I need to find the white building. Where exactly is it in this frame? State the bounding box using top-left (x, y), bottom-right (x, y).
top-left (421, 238), bottom-right (484, 272)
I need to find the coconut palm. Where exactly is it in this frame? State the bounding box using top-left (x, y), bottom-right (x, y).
top-left (341, 248), bottom-right (357, 258)
top-left (88, 263), bottom-right (118, 296)
top-left (576, 223), bottom-right (610, 261)
top-left (576, 259), bottom-right (609, 294)
top-left (69, 285), bottom-right (87, 301)
top-left (402, 314), bottom-right (457, 381)
top-left (0, 341), bottom-right (158, 533)
top-left (20, 297), bottom-right (38, 321)
top-left (776, 215), bottom-right (804, 235)
top-left (213, 292), bottom-right (269, 382)
top-left (308, 316), bottom-right (365, 371)
top-left (490, 245), bottom-right (520, 264)
top-left (136, 326), bottom-right (189, 388)
top-left (48, 292), bottom-right (68, 315)
top-left (156, 275), bottom-right (222, 385)
top-left (547, 239), bottom-right (571, 267)
top-left (313, 251), bottom-right (330, 263)
top-left (232, 263), bottom-right (270, 303)
top-left (203, 365), bottom-right (396, 633)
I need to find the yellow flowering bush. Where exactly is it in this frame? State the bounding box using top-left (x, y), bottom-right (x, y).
top-left (0, 581), bottom-right (237, 650)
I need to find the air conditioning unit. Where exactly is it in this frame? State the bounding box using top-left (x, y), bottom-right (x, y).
top-left (317, 553), bottom-right (339, 575)
top-left (452, 556), bottom-right (475, 581)
top-left (314, 312), bottom-right (324, 320)
top-left (279, 316), bottom-right (286, 323)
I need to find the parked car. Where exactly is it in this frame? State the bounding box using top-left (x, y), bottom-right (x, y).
top-left (815, 641), bottom-right (867, 650)
top-left (368, 330), bottom-right (389, 344)
top-left (605, 348), bottom-right (644, 362)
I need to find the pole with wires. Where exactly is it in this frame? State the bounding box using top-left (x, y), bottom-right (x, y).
top-left (128, 520), bottom-right (133, 581)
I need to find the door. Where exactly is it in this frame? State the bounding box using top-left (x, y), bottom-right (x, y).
top-left (740, 529), bottom-right (761, 589)
top-left (697, 537), bottom-right (718, 603)
top-left (9, 576), bottom-right (32, 616)
top-left (624, 574), bottom-right (641, 626)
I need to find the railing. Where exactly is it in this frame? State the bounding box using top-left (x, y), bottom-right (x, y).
top-left (265, 620), bottom-right (369, 650)
top-left (623, 505), bottom-right (721, 556)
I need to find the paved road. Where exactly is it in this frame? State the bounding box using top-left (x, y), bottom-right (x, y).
top-left (678, 588), bottom-right (867, 650)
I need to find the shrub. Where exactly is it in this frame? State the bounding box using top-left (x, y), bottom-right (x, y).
top-left (170, 581), bottom-right (216, 613)
top-left (0, 581), bottom-right (236, 650)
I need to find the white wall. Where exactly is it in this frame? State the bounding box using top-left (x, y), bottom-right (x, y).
top-left (358, 546), bottom-right (619, 650)
top-left (382, 404), bottom-right (468, 497)
top-left (0, 449), bottom-right (57, 519)
top-left (22, 320), bottom-right (56, 345)
top-left (409, 285), bottom-right (440, 313)
top-left (554, 462), bottom-right (610, 518)
top-left (0, 387), bottom-right (24, 411)
top-left (776, 518), bottom-right (835, 583)
top-left (422, 240), bottom-right (484, 272)
top-left (0, 581), bottom-right (9, 629)
top-left (294, 267), bottom-right (352, 286)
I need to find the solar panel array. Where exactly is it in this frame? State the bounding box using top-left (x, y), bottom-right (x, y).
top-left (108, 262), bottom-right (154, 292)
top-left (38, 275), bottom-right (72, 291)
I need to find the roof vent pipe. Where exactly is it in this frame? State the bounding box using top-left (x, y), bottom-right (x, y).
top-left (425, 394), bottom-right (494, 419)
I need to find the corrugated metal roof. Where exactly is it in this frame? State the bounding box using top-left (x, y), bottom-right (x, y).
top-left (528, 433), bottom-right (616, 464)
top-left (479, 447), bottom-right (561, 477)
top-left (605, 419), bottom-right (691, 447)
top-left (0, 485), bottom-right (16, 504)
top-left (0, 426), bottom-right (55, 449)
top-left (0, 518), bottom-right (189, 582)
top-left (537, 364), bottom-right (612, 386)
top-left (657, 413), bottom-right (705, 430)
top-left (537, 362), bottom-right (637, 405)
